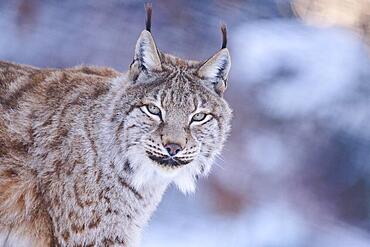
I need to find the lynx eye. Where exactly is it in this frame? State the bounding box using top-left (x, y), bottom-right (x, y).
top-left (146, 104), bottom-right (161, 116)
top-left (191, 113), bottom-right (207, 122)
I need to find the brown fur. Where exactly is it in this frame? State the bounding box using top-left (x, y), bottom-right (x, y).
top-left (0, 61), bottom-right (120, 246)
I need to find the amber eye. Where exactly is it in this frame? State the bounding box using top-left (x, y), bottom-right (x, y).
top-left (191, 112), bottom-right (207, 122)
top-left (146, 104), bottom-right (161, 116)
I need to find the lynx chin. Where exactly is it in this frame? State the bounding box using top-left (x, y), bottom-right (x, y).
top-left (0, 4), bottom-right (232, 247)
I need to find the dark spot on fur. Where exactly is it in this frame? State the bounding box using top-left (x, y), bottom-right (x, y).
top-left (105, 208), bottom-right (112, 215)
top-left (103, 195), bottom-right (111, 204)
top-left (10, 140), bottom-right (29, 154)
top-left (73, 183), bottom-right (85, 208)
top-left (123, 160), bottom-right (133, 174)
top-left (61, 231), bottom-right (70, 241)
top-left (115, 237), bottom-right (125, 245)
top-left (98, 190), bottom-right (104, 200)
top-left (71, 223), bottom-right (85, 234)
top-left (102, 238), bottom-right (114, 245)
top-left (88, 216), bottom-right (101, 229)
top-left (68, 211), bottom-right (76, 220)
top-left (3, 169), bottom-right (18, 177)
top-left (115, 120), bottom-right (125, 144)
top-left (117, 176), bottom-right (143, 200)
top-left (41, 114), bottom-right (54, 127)
top-left (83, 168), bottom-right (88, 176)
top-left (109, 161), bottom-right (115, 169)
top-left (53, 160), bottom-right (64, 177)
top-left (84, 199), bottom-right (94, 207)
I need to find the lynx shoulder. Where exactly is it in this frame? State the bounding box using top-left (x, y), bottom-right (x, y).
top-left (0, 5), bottom-right (232, 247)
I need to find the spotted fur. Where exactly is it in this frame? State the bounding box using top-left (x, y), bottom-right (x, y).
top-left (0, 8), bottom-right (232, 247)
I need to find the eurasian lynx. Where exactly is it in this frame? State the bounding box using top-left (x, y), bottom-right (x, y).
top-left (0, 4), bottom-right (232, 247)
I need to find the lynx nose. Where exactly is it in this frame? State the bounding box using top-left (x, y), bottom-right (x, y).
top-left (164, 143), bottom-right (182, 156)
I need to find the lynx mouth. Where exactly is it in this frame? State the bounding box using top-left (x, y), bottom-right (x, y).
top-left (146, 152), bottom-right (191, 168)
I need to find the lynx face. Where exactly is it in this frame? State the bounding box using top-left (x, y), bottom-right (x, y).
top-left (121, 64), bottom-right (231, 192)
top-left (113, 27), bottom-right (232, 193)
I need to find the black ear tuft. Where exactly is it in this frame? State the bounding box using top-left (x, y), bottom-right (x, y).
top-left (221, 23), bottom-right (227, 49)
top-left (145, 3), bottom-right (152, 32)
top-left (129, 3), bottom-right (161, 81)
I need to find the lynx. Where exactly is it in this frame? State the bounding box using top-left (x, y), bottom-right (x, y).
top-left (0, 4), bottom-right (232, 247)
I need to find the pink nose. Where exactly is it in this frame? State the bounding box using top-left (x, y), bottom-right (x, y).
top-left (164, 143), bottom-right (182, 156)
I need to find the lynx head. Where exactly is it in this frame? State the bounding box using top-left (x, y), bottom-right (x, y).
top-left (112, 4), bottom-right (232, 193)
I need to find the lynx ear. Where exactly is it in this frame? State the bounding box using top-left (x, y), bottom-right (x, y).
top-left (129, 3), bottom-right (161, 80)
top-left (198, 24), bottom-right (231, 95)
top-left (133, 30), bottom-right (162, 72)
top-left (198, 48), bottom-right (231, 95)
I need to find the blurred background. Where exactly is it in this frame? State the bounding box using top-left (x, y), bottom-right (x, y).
top-left (1, 0), bottom-right (369, 246)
